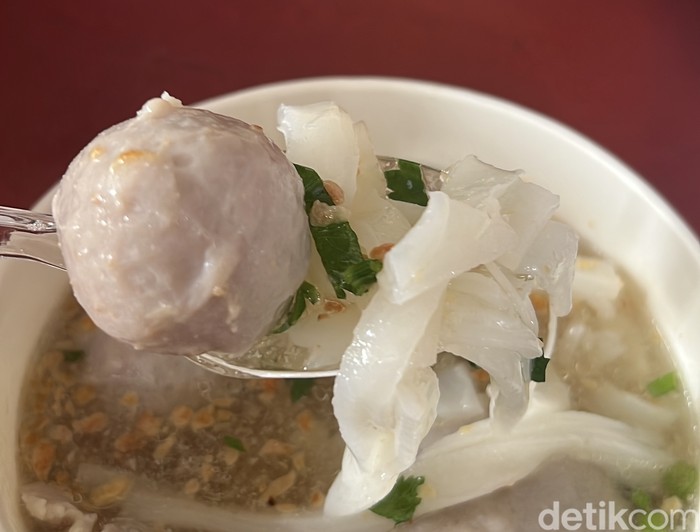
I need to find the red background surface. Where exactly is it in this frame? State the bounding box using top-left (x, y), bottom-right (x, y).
top-left (2, 1), bottom-right (699, 236)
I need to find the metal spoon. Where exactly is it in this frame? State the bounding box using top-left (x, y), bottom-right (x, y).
top-left (0, 157), bottom-right (446, 379)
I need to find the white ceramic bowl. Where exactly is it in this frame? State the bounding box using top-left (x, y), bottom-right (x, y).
top-left (2, 77), bottom-right (699, 530)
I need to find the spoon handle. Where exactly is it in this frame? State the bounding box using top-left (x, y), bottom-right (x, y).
top-left (0, 206), bottom-right (65, 270)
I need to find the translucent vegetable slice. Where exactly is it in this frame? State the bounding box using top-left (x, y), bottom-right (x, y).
top-left (406, 381), bottom-right (675, 517)
top-left (325, 285), bottom-right (445, 516)
top-left (379, 191), bottom-right (516, 305)
top-left (440, 270), bottom-right (542, 427)
top-left (278, 102), bottom-right (359, 205)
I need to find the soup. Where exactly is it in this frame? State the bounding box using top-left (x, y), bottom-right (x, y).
top-left (18, 300), bottom-right (342, 524)
top-left (16, 253), bottom-right (697, 531)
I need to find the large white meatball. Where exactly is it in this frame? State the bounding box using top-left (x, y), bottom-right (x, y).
top-left (53, 94), bottom-right (310, 356)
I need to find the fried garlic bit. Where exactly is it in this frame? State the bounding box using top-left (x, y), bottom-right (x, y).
top-left (89, 476), bottom-right (132, 507)
top-left (369, 242), bottom-right (394, 261)
top-left (323, 180), bottom-right (345, 205)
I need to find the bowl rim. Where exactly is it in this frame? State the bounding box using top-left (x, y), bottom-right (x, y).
top-left (197, 75), bottom-right (700, 254)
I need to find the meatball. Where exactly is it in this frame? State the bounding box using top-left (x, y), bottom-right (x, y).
top-left (53, 94), bottom-right (310, 356)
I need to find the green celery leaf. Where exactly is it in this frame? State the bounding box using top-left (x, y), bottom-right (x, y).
top-left (294, 163), bottom-right (382, 298)
top-left (223, 436), bottom-right (246, 452)
top-left (370, 475), bottom-right (425, 524)
top-left (273, 281), bottom-right (321, 333)
top-left (310, 222), bottom-right (382, 298)
top-left (384, 159), bottom-right (429, 206)
top-left (294, 164), bottom-right (335, 213)
top-left (290, 379), bottom-right (315, 402)
top-left (530, 354), bottom-right (550, 383)
top-left (646, 371), bottom-right (678, 397)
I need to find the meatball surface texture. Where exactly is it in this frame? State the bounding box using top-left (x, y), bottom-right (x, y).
top-left (53, 95), bottom-right (310, 356)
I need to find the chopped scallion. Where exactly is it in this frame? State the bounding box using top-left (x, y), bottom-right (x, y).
top-left (290, 379), bottom-right (315, 403)
top-left (646, 371), bottom-right (678, 397)
top-left (63, 350), bottom-right (85, 363)
top-left (639, 511), bottom-right (668, 531)
top-left (340, 259), bottom-right (383, 294)
top-left (630, 488), bottom-right (653, 511)
top-left (223, 436), bottom-right (246, 452)
top-left (663, 461), bottom-right (698, 500)
top-left (530, 354), bottom-right (550, 383)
